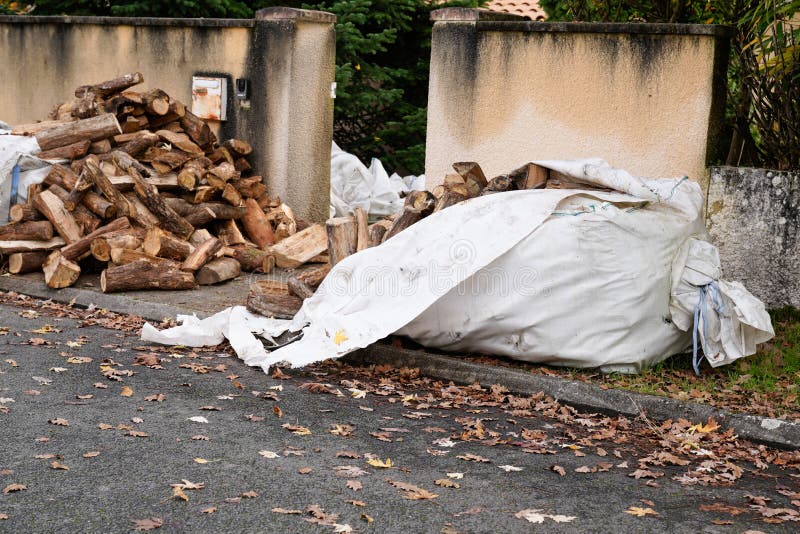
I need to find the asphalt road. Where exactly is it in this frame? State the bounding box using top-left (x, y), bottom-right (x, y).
top-left (0, 298), bottom-right (798, 533)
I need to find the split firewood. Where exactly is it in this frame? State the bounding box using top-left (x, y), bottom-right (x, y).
top-left (188, 229), bottom-right (214, 247)
top-left (11, 120), bottom-right (74, 136)
top-left (8, 251), bottom-right (49, 274)
top-left (83, 156), bottom-right (133, 217)
top-left (143, 89), bottom-right (170, 116)
top-left (452, 161), bottom-right (488, 189)
top-left (434, 184), bottom-right (468, 213)
top-left (63, 172), bottom-right (94, 211)
top-left (109, 248), bottom-right (169, 266)
top-left (0, 237), bottom-right (65, 255)
top-left (262, 254), bottom-right (276, 274)
top-left (382, 207), bottom-right (424, 242)
top-left (75, 72), bottom-right (144, 99)
top-left (227, 245), bottom-right (268, 272)
top-left (180, 110), bottom-right (216, 148)
top-left (215, 219), bottom-right (246, 246)
top-left (234, 157), bottom-right (252, 174)
top-left (247, 280), bottom-right (302, 319)
top-left (181, 237), bottom-right (222, 272)
top-left (404, 190), bottom-right (437, 214)
top-left (295, 264), bottom-right (331, 288)
top-left (222, 183), bottom-right (244, 207)
top-left (196, 257), bottom-right (241, 285)
top-left (118, 131), bottom-right (159, 158)
top-left (38, 139), bottom-right (91, 161)
top-left (208, 146), bottom-right (234, 165)
top-left (90, 229), bottom-right (144, 262)
top-left (368, 219), bottom-right (392, 247)
top-left (81, 192), bottom-right (117, 219)
top-left (9, 203), bottom-right (42, 223)
top-left (188, 186), bottom-right (218, 204)
top-left (156, 129), bottom-right (203, 156)
top-left (32, 190), bottom-right (82, 244)
top-left (43, 250), bottom-right (81, 289)
top-left (151, 150), bottom-right (190, 175)
top-left (101, 260), bottom-right (196, 293)
top-left (287, 276), bottom-right (315, 300)
top-left (481, 174), bottom-right (513, 195)
top-left (113, 151), bottom-right (194, 239)
top-left (231, 177), bottom-right (267, 199)
top-left (59, 217), bottom-right (132, 262)
top-left (143, 227), bottom-right (194, 261)
top-left (270, 224), bottom-right (327, 269)
top-left (326, 216), bottom-right (357, 266)
top-left (242, 198), bottom-right (274, 249)
top-left (222, 138), bottom-right (252, 156)
top-left (509, 162), bottom-right (547, 190)
top-left (122, 193), bottom-right (160, 228)
top-left (35, 113), bottom-right (121, 151)
top-left (0, 221), bottom-right (54, 241)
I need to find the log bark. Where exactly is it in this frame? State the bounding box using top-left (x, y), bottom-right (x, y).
top-left (59, 217), bottom-right (131, 262)
top-left (241, 198), bottom-right (274, 249)
top-left (143, 227), bottom-right (194, 261)
top-left (354, 207), bottom-right (369, 252)
top-left (287, 276), bottom-right (314, 300)
top-left (222, 138), bottom-right (252, 156)
top-left (44, 164), bottom-right (78, 191)
top-left (89, 139), bottom-right (112, 154)
top-left (434, 188), bottom-right (468, 213)
top-left (0, 220), bottom-right (54, 241)
top-left (180, 110), bottom-right (216, 148)
top-left (181, 237), bottom-right (221, 272)
top-left (188, 229), bottom-right (214, 247)
top-left (326, 216), bottom-right (357, 266)
top-left (509, 162), bottom-right (547, 190)
top-left (32, 190), bottom-right (82, 244)
top-left (90, 230), bottom-right (143, 262)
top-left (368, 220), bottom-right (392, 247)
top-left (113, 152), bottom-right (194, 239)
top-left (196, 257), bottom-right (241, 285)
top-left (187, 186), bottom-right (218, 204)
top-left (382, 207), bottom-right (424, 242)
top-left (0, 237), bottom-right (65, 254)
top-left (35, 114), bottom-right (121, 151)
top-left (8, 251), bottom-right (49, 274)
top-left (101, 260), bottom-right (195, 293)
top-left (222, 183), bottom-right (244, 207)
top-left (247, 281), bottom-right (302, 319)
top-left (270, 223), bottom-right (328, 269)
top-left (43, 250), bottom-right (81, 289)
top-left (215, 219), bottom-right (246, 246)
top-left (81, 192), bottom-right (116, 219)
top-left (156, 130), bottom-right (203, 156)
top-left (295, 264), bottom-right (331, 288)
top-left (123, 193), bottom-right (160, 228)
top-left (11, 120), bottom-right (74, 136)
top-left (9, 204), bottom-right (42, 223)
top-left (262, 254), bottom-right (276, 274)
top-left (109, 248), bottom-right (168, 266)
top-left (480, 175), bottom-right (512, 195)
top-left (234, 157), bottom-right (251, 174)
top-left (404, 190), bottom-right (437, 213)
top-left (63, 172), bottom-right (94, 211)
top-left (231, 177), bottom-right (267, 199)
top-left (143, 89), bottom-right (170, 116)
top-left (75, 72), bottom-right (143, 99)
top-left (38, 139), bottom-right (91, 161)
top-left (118, 131), bottom-right (159, 158)
top-left (227, 245), bottom-right (267, 272)
top-left (151, 151), bottom-right (190, 175)
top-left (83, 157), bottom-right (132, 217)
top-left (452, 161), bottom-right (488, 189)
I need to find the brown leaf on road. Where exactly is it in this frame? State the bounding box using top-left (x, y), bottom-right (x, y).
top-left (435, 479), bottom-right (460, 488)
top-left (270, 367), bottom-right (290, 380)
top-left (82, 451), bottom-right (101, 458)
top-left (191, 435), bottom-right (209, 441)
top-left (2, 484), bottom-right (26, 494)
top-left (144, 394), bottom-right (166, 402)
top-left (336, 451), bottom-right (361, 459)
top-left (330, 424), bottom-right (354, 437)
top-left (626, 506), bottom-right (660, 517)
top-left (298, 467), bottom-right (313, 474)
top-left (127, 430), bottom-right (149, 438)
top-left (272, 508), bottom-right (303, 515)
top-left (699, 503), bottom-right (747, 515)
top-left (132, 517), bottom-right (163, 531)
top-left (515, 509), bottom-right (576, 524)
top-left (299, 382), bottom-right (335, 394)
top-left (346, 480), bottom-right (363, 491)
top-left (282, 423), bottom-right (311, 435)
top-left (347, 500), bottom-right (366, 507)
top-left (241, 490), bottom-right (259, 499)
top-left (552, 465), bottom-right (566, 476)
top-left (201, 507), bottom-right (217, 514)
top-left (49, 461), bottom-right (69, 471)
top-left (48, 418), bottom-right (69, 426)
top-left (120, 386), bottom-right (134, 397)
top-left (333, 465), bottom-right (367, 478)
top-left (0, 513), bottom-right (7, 520)
top-left (273, 406), bottom-right (283, 418)
top-left (387, 479), bottom-right (438, 500)
top-left (246, 414), bottom-right (265, 422)
top-left (93, 382), bottom-right (108, 389)
top-left (629, 469), bottom-right (664, 480)
top-left (171, 480), bottom-right (205, 490)
top-left (457, 453), bottom-right (490, 463)
top-left (172, 487), bottom-right (189, 501)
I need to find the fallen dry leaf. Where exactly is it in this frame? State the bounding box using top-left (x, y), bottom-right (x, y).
top-left (201, 507), bottom-right (217, 514)
top-left (82, 451), bottom-right (101, 458)
top-left (127, 430), bottom-right (149, 438)
top-left (457, 453), bottom-right (490, 463)
top-left (272, 507), bottom-right (303, 514)
top-left (281, 423), bottom-right (311, 435)
top-left (2, 484), bottom-right (26, 494)
top-left (626, 506), bottom-right (659, 517)
top-left (49, 461), bottom-right (69, 471)
top-left (188, 416), bottom-right (209, 424)
top-left (552, 465), bottom-right (566, 476)
top-left (346, 480), bottom-right (362, 491)
top-left (298, 467), bottom-right (313, 474)
top-left (333, 330), bottom-right (348, 345)
top-left (241, 490), bottom-right (259, 499)
top-left (132, 517), bottom-right (163, 531)
top-left (367, 458), bottom-right (393, 469)
top-left (259, 450), bottom-right (279, 459)
top-left (498, 465), bottom-right (523, 472)
top-left (120, 386), bottom-right (134, 397)
top-left (144, 394), bottom-right (166, 402)
top-left (172, 486), bottom-right (189, 501)
top-left (435, 479), bottom-right (460, 488)
top-left (191, 435), bottom-right (209, 441)
top-left (48, 418), bottom-right (69, 426)
top-left (0, 513), bottom-right (7, 520)
top-left (334, 465), bottom-right (367, 478)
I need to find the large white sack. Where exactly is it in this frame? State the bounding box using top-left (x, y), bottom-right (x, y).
top-left (143, 159), bottom-right (773, 374)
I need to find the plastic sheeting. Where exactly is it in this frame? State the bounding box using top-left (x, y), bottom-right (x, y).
top-left (329, 142), bottom-right (424, 220)
top-left (0, 134), bottom-right (45, 218)
top-left (142, 159), bottom-right (773, 374)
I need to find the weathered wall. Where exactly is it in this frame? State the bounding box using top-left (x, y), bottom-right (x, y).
top-left (0, 7), bottom-right (335, 222)
top-left (426, 8), bottom-right (731, 192)
top-left (707, 167), bottom-right (800, 309)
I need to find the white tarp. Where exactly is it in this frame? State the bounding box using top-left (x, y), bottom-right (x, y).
top-left (142, 159), bottom-right (773, 374)
top-left (0, 134), bottom-right (46, 218)
top-left (329, 142), bottom-right (424, 220)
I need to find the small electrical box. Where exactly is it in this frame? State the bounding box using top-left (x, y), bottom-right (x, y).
top-left (235, 78), bottom-right (249, 101)
top-left (191, 76), bottom-right (227, 121)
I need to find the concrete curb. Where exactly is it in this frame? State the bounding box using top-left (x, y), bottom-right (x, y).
top-left (346, 344), bottom-right (800, 450)
top-left (0, 275), bottom-right (199, 323)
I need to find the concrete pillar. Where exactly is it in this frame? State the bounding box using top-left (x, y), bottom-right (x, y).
top-left (252, 8), bottom-right (336, 223)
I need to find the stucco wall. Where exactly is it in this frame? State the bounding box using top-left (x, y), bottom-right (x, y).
top-left (707, 167), bottom-right (800, 309)
top-left (0, 8), bottom-right (335, 222)
top-left (426, 9), bottom-right (731, 192)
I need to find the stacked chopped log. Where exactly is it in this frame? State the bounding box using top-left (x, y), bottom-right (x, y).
top-left (0, 73), bottom-right (325, 293)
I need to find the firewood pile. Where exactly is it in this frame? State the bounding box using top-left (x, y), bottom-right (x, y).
top-left (0, 72), bottom-right (321, 293)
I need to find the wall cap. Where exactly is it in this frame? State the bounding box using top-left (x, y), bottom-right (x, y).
top-left (431, 8), bottom-right (527, 22)
top-left (431, 9), bottom-right (733, 37)
top-left (0, 15), bottom-right (254, 27)
top-left (255, 7), bottom-right (335, 23)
